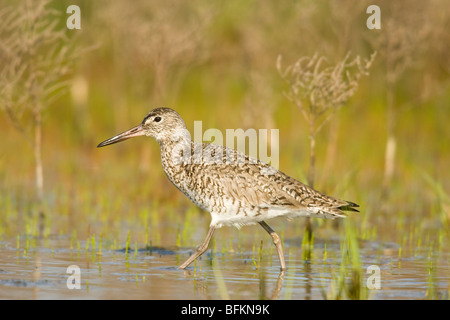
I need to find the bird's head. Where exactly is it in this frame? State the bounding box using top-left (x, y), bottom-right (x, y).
top-left (97, 107), bottom-right (188, 147)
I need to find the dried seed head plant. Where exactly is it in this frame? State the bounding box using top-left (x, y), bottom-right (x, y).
top-left (0, 0), bottom-right (80, 214)
top-left (94, 0), bottom-right (214, 104)
top-left (277, 51), bottom-right (376, 187)
top-left (277, 51), bottom-right (376, 255)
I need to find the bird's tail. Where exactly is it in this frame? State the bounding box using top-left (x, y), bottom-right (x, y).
top-left (338, 200), bottom-right (360, 213)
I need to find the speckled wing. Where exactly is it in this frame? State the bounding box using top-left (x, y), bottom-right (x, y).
top-left (208, 144), bottom-right (359, 219)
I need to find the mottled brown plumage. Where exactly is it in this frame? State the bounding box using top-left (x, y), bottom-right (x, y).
top-left (98, 107), bottom-right (359, 270)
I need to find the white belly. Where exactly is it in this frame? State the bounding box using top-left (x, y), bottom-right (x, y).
top-left (209, 200), bottom-right (317, 229)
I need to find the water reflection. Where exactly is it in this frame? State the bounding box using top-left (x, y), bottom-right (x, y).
top-left (0, 237), bottom-right (448, 300)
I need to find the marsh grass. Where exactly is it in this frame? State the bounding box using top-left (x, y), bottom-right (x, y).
top-left (277, 51), bottom-right (376, 260)
top-left (0, 0), bottom-right (83, 218)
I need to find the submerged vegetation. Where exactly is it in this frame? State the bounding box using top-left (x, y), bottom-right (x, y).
top-left (0, 0), bottom-right (449, 299)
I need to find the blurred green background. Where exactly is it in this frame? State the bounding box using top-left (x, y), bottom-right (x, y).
top-left (0, 0), bottom-right (449, 252)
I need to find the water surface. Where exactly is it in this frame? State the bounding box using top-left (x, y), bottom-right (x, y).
top-left (1, 232), bottom-right (448, 300)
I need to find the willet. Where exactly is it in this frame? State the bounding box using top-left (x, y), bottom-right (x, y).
top-left (97, 107), bottom-right (359, 270)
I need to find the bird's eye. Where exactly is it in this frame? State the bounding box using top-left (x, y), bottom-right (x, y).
top-left (154, 116), bottom-right (162, 122)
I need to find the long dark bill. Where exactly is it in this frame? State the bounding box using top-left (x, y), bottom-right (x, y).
top-left (97, 124), bottom-right (146, 148)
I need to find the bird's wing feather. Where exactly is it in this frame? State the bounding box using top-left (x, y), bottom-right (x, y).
top-left (196, 143), bottom-right (358, 216)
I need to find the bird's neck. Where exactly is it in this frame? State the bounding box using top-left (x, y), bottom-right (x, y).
top-left (159, 132), bottom-right (194, 174)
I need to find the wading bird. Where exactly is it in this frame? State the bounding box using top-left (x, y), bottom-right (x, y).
top-left (97, 107), bottom-right (358, 270)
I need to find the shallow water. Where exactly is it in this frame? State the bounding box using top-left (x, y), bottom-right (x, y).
top-left (0, 233), bottom-right (448, 300)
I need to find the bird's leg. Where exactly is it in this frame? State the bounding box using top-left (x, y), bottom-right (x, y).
top-left (258, 221), bottom-right (286, 271)
top-left (178, 226), bottom-right (215, 269)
